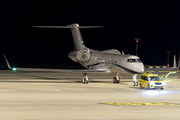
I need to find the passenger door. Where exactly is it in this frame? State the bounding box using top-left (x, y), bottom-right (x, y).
top-left (141, 76), bottom-right (145, 87)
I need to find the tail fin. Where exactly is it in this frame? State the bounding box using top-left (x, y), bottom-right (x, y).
top-left (33, 23), bottom-right (103, 50)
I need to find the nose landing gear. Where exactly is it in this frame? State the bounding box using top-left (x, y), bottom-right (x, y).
top-left (133, 74), bottom-right (138, 86)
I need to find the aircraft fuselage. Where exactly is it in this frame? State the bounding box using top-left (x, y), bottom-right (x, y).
top-left (70, 51), bottom-right (144, 74)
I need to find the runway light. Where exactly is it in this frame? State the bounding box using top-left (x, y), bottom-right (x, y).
top-left (12, 68), bottom-right (16, 71)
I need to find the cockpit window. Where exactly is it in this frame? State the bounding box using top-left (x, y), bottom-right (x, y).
top-left (126, 58), bottom-right (142, 63)
top-left (130, 59), bottom-right (137, 63)
top-left (137, 59), bottom-right (141, 63)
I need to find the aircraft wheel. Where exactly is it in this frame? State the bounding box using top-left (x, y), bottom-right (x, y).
top-left (113, 77), bottom-right (117, 83)
top-left (117, 80), bottom-right (119, 83)
top-left (83, 78), bottom-right (86, 84)
top-left (133, 82), bottom-right (136, 86)
top-left (136, 82), bottom-right (138, 86)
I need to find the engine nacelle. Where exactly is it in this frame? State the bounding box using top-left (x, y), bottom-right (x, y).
top-left (69, 49), bottom-right (91, 62)
top-left (102, 49), bottom-right (121, 54)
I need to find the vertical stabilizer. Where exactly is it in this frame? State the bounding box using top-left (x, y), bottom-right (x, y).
top-left (68, 24), bottom-right (85, 50)
top-left (173, 55), bottom-right (177, 68)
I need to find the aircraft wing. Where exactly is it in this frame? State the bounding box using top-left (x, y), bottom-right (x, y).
top-left (10, 68), bottom-right (108, 73)
top-left (4, 55), bottom-right (109, 73)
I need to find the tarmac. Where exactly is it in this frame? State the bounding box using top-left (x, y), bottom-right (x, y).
top-left (0, 70), bottom-right (180, 120)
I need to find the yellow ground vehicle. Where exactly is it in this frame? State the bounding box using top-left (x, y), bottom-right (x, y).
top-left (139, 73), bottom-right (166, 90)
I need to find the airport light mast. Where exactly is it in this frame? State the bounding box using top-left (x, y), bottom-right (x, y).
top-left (135, 38), bottom-right (139, 56)
top-left (167, 51), bottom-right (170, 67)
top-left (178, 53), bottom-right (180, 69)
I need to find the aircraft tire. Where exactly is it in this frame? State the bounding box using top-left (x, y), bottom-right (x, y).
top-left (83, 78), bottom-right (86, 84)
top-left (113, 77), bottom-right (116, 83)
top-left (133, 82), bottom-right (135, 86)
top-left (117, 80), bottom-right (119, 83)
top-left (136, 82), bottom-right (138, 86)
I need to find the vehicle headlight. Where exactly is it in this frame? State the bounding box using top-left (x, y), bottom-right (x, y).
top-left (162, 81), bottom-right (165, 85)
top-left (150, 81), bottom-right (154, 85)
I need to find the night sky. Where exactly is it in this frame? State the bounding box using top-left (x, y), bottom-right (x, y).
top-left (1, 1), bottom-right (180, 68)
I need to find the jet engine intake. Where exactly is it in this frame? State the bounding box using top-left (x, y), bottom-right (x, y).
top-left (69, 49), bottom-right (90, 62)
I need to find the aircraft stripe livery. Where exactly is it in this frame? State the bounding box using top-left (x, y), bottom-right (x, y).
top-left (4, 23), bottom-right (179, 85)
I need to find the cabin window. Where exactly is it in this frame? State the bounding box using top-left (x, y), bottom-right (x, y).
top-left (100, 59), bottom-right (105, 63)
top-left (108, 60), bottom-right (111, 64)
top-left (96, 58), bottom-right (100, 62)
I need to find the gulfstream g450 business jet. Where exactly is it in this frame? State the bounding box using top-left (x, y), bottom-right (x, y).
top-left (4, 23), bottom-right (144, 85)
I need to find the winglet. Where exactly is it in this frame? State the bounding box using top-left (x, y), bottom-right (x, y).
top-left (4, 55), bottom-right (12, 69)
top-left (178, 53), bottom-right (180, 69)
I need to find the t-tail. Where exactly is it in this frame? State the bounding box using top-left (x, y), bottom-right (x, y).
top-left (33, 23), bottom-right (103, 50)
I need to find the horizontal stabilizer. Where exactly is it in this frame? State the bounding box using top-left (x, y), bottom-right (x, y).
top-left (33, 23), bottom-right (103, 50)
top-left (33, 26), bottom-right (103, 28)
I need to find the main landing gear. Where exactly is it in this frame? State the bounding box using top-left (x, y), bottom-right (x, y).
top-left (133, 74), bottom-right (138, 86)
top-left (82, 73), bottom-right (89, 84)
top-left (113, 73), bottom-right (121, 84)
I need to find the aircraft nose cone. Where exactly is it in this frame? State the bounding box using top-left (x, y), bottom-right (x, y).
top-left (140, 67), bottom-right (144, 73)
top-left (138, 64), bottom-right (144, 73)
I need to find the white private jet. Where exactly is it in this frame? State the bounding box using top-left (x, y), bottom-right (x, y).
top-left (4, 23), bottom-right (148, 85)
